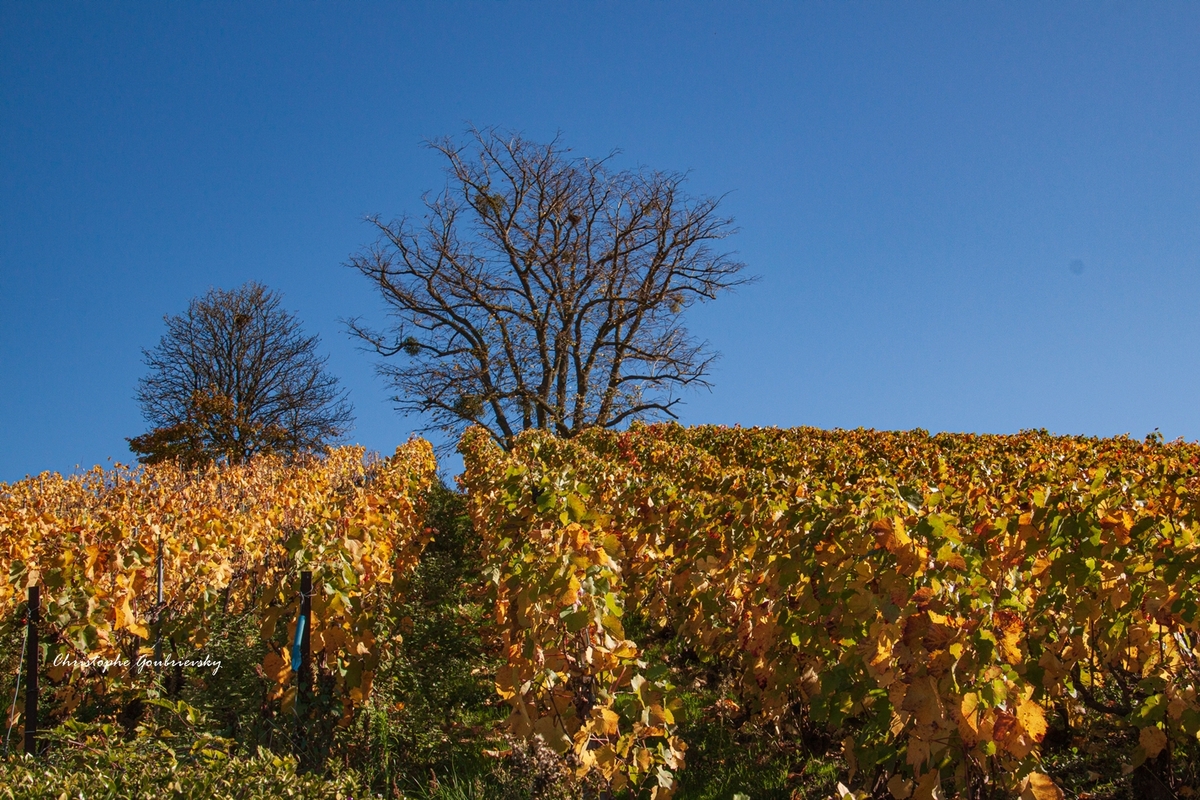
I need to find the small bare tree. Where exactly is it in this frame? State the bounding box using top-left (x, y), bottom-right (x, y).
top-left (346, 128), bottom-right (751, 449)
top-left (130, 282), bottom-right (353, 466)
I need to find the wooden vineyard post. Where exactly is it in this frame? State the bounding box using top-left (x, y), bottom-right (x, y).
top-left (299, 570), bottom-right (312, 705)
top-left (154, 532), bottom-right (164, 665)
top-left (24, 585), bottom-right (38, 757)
top-left (292, 570), bottom-right (313, 761)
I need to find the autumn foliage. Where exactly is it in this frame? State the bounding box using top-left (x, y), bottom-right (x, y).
top-left (7, 424), bottom-right (1200, 797)
top-left (0, 439), bottom-right (436, 736)
top-left (460, 424), bottom-right (1200, 798)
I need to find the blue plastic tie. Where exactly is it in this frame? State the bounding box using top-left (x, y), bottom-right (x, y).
top-left (291, 613), bottom-right (306, 672)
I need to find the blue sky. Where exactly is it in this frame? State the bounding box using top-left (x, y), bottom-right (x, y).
top-left (3, 2), bottom-right (1199, 482)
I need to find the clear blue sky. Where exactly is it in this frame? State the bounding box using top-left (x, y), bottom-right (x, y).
top-left (3, 2), bottom-right (1199, 482)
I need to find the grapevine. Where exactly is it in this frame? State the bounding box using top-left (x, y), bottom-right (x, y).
top-left (461, 424), bottom-right (1200, 797)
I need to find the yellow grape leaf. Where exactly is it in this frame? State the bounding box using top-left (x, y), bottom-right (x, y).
top-left (507, 700), bottom-right (534, 738)
top-left (888, 775), bottom-right (913, 800)
top-left (85, 543), bottom-right (101, 570)
top-left (995, 611), bottom-right (1024, 665)
top-left (906, 736), bottom-right (931, 769)
top-left (261, 651), bottom-right (289, 685)
top-left (116, 594), bottom-right (150, 639)
top-left (260, 606), bottom-right (284, 640)
top-left (958, 692), bottom-right (980, 744)
top-left (533, 714), bottom-right (571, 753)
top-left (1020, 772), bottom-right (1064, 800)
top-left (559, 575), bottom-right (581, 606)
top-left (840, 736), bottom-right (857, 780)
top-left (111, 594), bottom-right (129, 630)
top-left (358, 669), bottom-right (374, 700)
top-left (593, 706), bottom-right (620, 736)
top-left (324, 626), bottom-right (348, 653)
top-left (591, 744), bottom-right (618, 777)
top-left (938, 546), bottom-right (967, 571)
top-left (611, 640), bottom-right (638, 658)
top-left (648, 703), bottom-right (674, 725)
top-left (1017, 698), bottom-right (1048, 742)
top-left (1037, 649), bottom-right (1065, 682)
top-left (913, 770), bottom-right (941, 800)
top-left (1003, 728), bottom-right (1037, 760)
top-left (1140, 725), bottom-right (1168, 759)
top-left (602, 613), bottom-right (626, 639)
top-left (903, 677), bottom-right (942, 728)
top-left (494, 666), bottom-right (518, 700)
top-left (872, 518), bottom-right (913, 553)
top-left (281, 685), bottom-right (297, 715)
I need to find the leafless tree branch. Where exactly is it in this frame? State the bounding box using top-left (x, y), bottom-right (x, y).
top-left (346, 127), bottom-right (752, 449)
top-left (131, 282), bottom-right (353, 466)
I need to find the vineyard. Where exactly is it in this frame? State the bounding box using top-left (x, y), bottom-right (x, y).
top-left (4, 424), bottom-right (1200, 799)
top-left (0, 439), bottom-right (436, 770)
top-left (459, 425), bottom-right (1200, 799)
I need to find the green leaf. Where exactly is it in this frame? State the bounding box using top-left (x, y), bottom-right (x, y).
top-left (560, 607), bottom-right (591, 632)
top-left (565, 493), bottom-right (587, 522)
top-left (282, 531), bottom-right (303, 555)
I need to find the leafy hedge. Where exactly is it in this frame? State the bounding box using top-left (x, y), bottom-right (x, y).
top-left (0, 723), bottom-right (366, 800)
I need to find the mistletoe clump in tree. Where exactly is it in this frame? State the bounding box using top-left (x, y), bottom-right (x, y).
top-left (346, 127), bottom-right (751, 449)
top-left (130, 282), bottom-right (353, 467)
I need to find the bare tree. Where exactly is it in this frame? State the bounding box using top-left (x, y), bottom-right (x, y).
top-left (346, 127), bottom-right (751, 449)
top-left (130, 282), bottom-right (353, 466)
